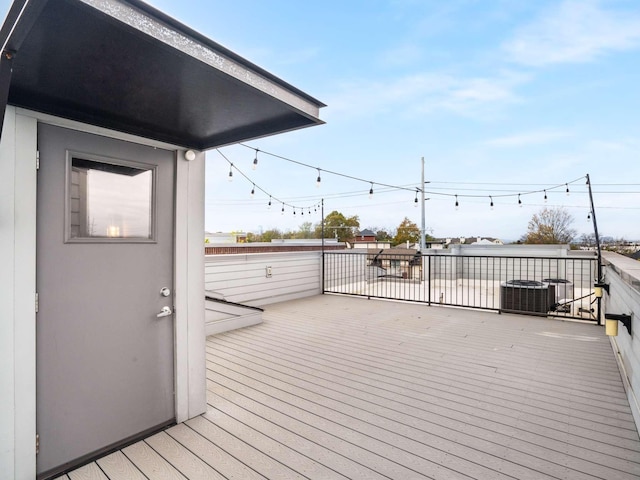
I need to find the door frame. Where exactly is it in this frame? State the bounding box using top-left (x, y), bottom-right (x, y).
top-left (1, 106), bottom-right (206, 479)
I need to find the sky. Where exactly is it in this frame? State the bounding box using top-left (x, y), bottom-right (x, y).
top-left (3, 0), bottom-right (639, 242)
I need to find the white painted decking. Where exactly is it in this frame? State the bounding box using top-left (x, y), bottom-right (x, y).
top-left (57, 295), bottom-right (639, 480)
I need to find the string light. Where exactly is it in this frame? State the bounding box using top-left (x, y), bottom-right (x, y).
top-left (252, 149), bottom-right (259, 170)
top-left (217, 149), bottom-right (319, 215)
top-left (232, 146), bottom-right (589, 204)
top-left (587, 212), bottom-right (591, 222)
top-left (218, 148), bottom-right (591, 217)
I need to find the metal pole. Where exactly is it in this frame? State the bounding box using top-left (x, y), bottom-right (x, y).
top-left (420, 156), bottom-right (426, 251)
top-left (586, 174), bottom-right (602, 281)
top-left (321, 198), bottom-right (325, 294)
top-left (586, 174), bottom-right (603, 324)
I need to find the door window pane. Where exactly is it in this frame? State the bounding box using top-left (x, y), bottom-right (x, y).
top-left (68, 156), bottom-right (154, 240)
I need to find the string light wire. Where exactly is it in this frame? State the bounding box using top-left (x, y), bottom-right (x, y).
top-left (217, 149), bottom-right (631, 222)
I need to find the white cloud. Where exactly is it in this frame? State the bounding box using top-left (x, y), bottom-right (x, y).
top-left (324, 70), bottom-right (529, 120)
top-left (484, 130), bottom-right (572, 147)
top-left (504, 0), bottom-right (640, 67)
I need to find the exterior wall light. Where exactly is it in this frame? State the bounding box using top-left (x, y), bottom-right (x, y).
top-left (594, 282), bottom-right (609, 298)
top-left (605, 313), bottom-right (632, 337)
top-left (184, 150), bottom-right (196, 161)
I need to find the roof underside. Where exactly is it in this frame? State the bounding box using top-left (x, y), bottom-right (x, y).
top-left (0, 0), bottom-right (324, 149)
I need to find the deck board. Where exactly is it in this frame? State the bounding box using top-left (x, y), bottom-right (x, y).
top-left (122, 441), bottom-right (187, 480)
top-left (58, 295), bottom-right (640, 480)
top-left (95, 451), bottom-right (147, 480)
top-left (144, 431), bottom-right (227, 480)
top-left (206, 337), bottom-right (640, 468)
top-left (67, 463), bottom-right (108, 480)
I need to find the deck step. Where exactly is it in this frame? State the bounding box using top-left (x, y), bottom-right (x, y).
top-left (205, 294), bottom-right (263, 336)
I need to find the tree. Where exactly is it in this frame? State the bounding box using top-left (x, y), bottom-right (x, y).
top-left (393, 217), bottom-right (420, 246)
top-left (520, 207), bottom-right (577, 244)
top-left (363, 226), bottom-right (393, 242)
top-left (375, 229), bottom-right (393, 242)
top-left (578, 233), bottom-right (596, 247)
top-left (315, 210), bottom-right (360, 243)
top-left (293, 221), bottom-right (314, 239)
top-left (260, 228), bottom-right (284, 243)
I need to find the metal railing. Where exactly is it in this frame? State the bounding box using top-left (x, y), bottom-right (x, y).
top-left (323, 251), bottom-right (599, 321)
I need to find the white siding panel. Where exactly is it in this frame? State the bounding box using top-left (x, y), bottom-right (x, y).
top-left (0, 108), bottom-right (38, 480)
top-left (0, 105), bottom-right (17, 480)
top-left (603, 252), bottom-right (640, 433)
top-left (205, 252), bottom-right (321, 307)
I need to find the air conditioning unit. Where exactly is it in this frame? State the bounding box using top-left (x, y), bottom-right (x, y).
top-left (500, 280), bottom-right (554, 315)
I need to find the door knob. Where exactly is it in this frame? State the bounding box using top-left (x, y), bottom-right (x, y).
top-left (157, 306), bottom-right (172, 318)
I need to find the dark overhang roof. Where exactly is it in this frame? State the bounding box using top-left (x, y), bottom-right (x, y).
top-left (0, 0), bottom-right (324, 149)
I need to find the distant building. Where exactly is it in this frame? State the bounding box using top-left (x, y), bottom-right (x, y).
top-left (352, 229), bottom-right (391, 250)
top-left (205, 238), bottom-right (346, 255)
top-left (205, 231), bottom-right (248, 244)
top-left (434, 236), bottom-right (504, 247)
top-left (367, 248), bottom-right (422, 280)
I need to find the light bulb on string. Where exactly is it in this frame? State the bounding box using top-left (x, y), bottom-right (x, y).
top-left (544, 190), bottom-right (548, 203)
top-left (252, 150), bottom-right (259, 170)
top-left (414, 189), bottom-right (418, 207)
top-left (281, 203), bottom-right (285, 215)
top-left (490, 196), bottom-right (494, 210)
top-left (267, 196), bottom-right (272, 210)
top-left (369, 183), bottom-right (374, 199)
top-left (587, 212), bottom-right (591, 222)
top-left (566, 183), bottom-right (570, 195)
top-left (250, 184), bottom-right (255, 197)
top-left (455, 195), bottom-right (459, 210)
top-left (518, 194), bottom-right (522, 207)
top-left (316, 169), bottom-right (321, 188)
top-left (228, 164), bottom-right (233, 182)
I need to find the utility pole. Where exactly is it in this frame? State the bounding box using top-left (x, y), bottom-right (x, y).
top-left (420, 156), bottom-right (426, 251)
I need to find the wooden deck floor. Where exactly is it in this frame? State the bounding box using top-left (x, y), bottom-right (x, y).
top-left (57, 295), bottom-right (640, 479)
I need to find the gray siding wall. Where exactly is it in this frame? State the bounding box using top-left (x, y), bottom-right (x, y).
top-left (205, 252), bottom-right (322, 307)
top-left (603, 252), bottom-right (640, 431)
